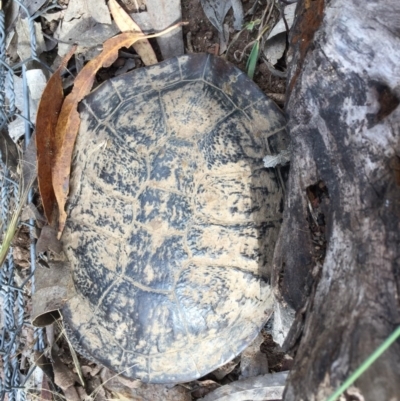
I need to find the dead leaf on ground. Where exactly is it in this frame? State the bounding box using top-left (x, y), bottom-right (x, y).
top-left (211, 357), bottom-right (239, 380)
top-left (191, 380), bottom-right (221, 399)
top-left (115, 58), bottom-right (136, 75)
top-left (200, 0), bottom-right (244, 46)
top-left (13, 236), bottom-right (30, 269)
top-left (62, 386), bottom-right (81, 401)
top-left (0, 127), bottom-right (19, 176)
top-left (7, 74), bottom-right (38, 141)
top-left (100, 367), bottom-right (191, 401)
top-left (81, 364), bottom-right (103, 377)
top-left (34, 351), bottom-right (55, 383)
top-left (40, 375), bottom-right (54, 401)
top-left (20, 0), bottom-right (48, 18)
top-left (16, 16), bottom-right (46, 62)
top-left (146, 0), bottom-right (184, 59)
top-left (263, 3), bottom-right (296, 65)
top-left (77, 0), bottom-right (112, 25)
top-left (200, 0), bottom-right (243, 55)
top-left (4, 0), bottom-right (19, 31)
top-left (239, 333), bottom-right (269, 379)
top-left (52, 347), bottom-right (79, 391)
top-left (21, 202), bottom-right (45, 223)
top-left (87, 376), bottom-right (107, 401)
top-left (108, 0), bottom-right (157, 65)
top-left (55, 0), bottom-right (118, 58)
top-left (100, 368), bottom-right (141, 395)
top-left (31, 262), bottom-right (68, 327)
top-left (36, 46), bottom-right (76, 225)
top-left (26, 69), bottom-right (47, 102)
top-left (22, 133), bottom-right (37, 194)
top-left (36, 225), bottom-right (63, 254)
top-left (52, 24), bottom-right (184, 236)
top-left (200, 372), bottom-right (288, 401)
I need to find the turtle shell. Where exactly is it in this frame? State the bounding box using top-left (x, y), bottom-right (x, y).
top-left (61, 54), bottom-right (288, 384)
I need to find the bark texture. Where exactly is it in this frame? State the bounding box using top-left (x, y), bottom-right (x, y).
top-left (276, 0), bottom-right (400, 399)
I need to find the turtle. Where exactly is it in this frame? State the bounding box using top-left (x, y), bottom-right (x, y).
top-left (60, 53), bottom-right (288, 384)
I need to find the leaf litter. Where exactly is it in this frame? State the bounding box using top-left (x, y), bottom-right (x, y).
top-left (182, 0), bottom-right (287, 95)
top-left (54, 0), bottom-right (118, 58)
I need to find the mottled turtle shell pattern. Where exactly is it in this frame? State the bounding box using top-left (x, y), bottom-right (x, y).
top-left (61, 54), bottom-right (288, 384)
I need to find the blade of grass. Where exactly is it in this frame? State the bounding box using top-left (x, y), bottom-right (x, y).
top-left (56, 319), bottom-right (85, 388)
top-left (326, 326), bottom-right (400, 401)
top-left (0, 200), bottom-right (25, 267)
top-left (0, 170), bottom-right (34, 268)
top-left (246, 40), bottom-right (260, 79)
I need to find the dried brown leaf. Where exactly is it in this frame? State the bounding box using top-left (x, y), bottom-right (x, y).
top-left (0, 126), bottom-right (19, 176)
top-left (36, 225), bottom-right (63, 254)
top-left (53, 24), bottom-right (183, 236)
top-left (36, 46), bottom-right (76, 225)
top-left (40, 376), bottom-right (53, 401)
top-left (34, 351), bottom-right (54, 382)
top-left (108, 0), bottom-right (157, 65)
top-left (63, 387), bottom-right (81, 401)
top-left (51, 347), bottom-right (78, 391)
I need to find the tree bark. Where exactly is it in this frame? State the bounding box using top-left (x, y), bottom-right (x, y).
top-left (276, 0), bottom-right (400, 399)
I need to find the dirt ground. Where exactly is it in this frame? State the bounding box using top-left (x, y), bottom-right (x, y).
top-left (181, 0), bottom-right (286, 97)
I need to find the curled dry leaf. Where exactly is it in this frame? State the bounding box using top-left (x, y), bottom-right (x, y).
top-left (36, 46), bottom-right (76, 225)
top-left (108, 0), bottom-right (157, 65)
top-left (52, 24), bottom-right (184, 236)
top-left (31, 262), bottom-right (68, 327)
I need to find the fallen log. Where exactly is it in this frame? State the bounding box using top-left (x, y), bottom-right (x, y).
top-left (274, 0), bottom-right (400, 399)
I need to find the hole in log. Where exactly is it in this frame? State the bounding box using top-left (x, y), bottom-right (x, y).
top-left (389, 155), bottom-right (400, 187)
top-left (305, 180), bottom-right (329, 264)
top-left (367, 81), bottom-right (400, 127)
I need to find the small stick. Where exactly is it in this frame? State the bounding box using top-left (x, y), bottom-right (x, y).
top-left (187, 31), bottom-right (194, 53)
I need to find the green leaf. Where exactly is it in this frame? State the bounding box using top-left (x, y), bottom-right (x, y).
top-left (246, 41), bottom-right (260, 80)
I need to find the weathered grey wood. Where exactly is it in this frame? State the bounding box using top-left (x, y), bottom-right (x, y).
top-left (275, 0), bottom-right (400, 399)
